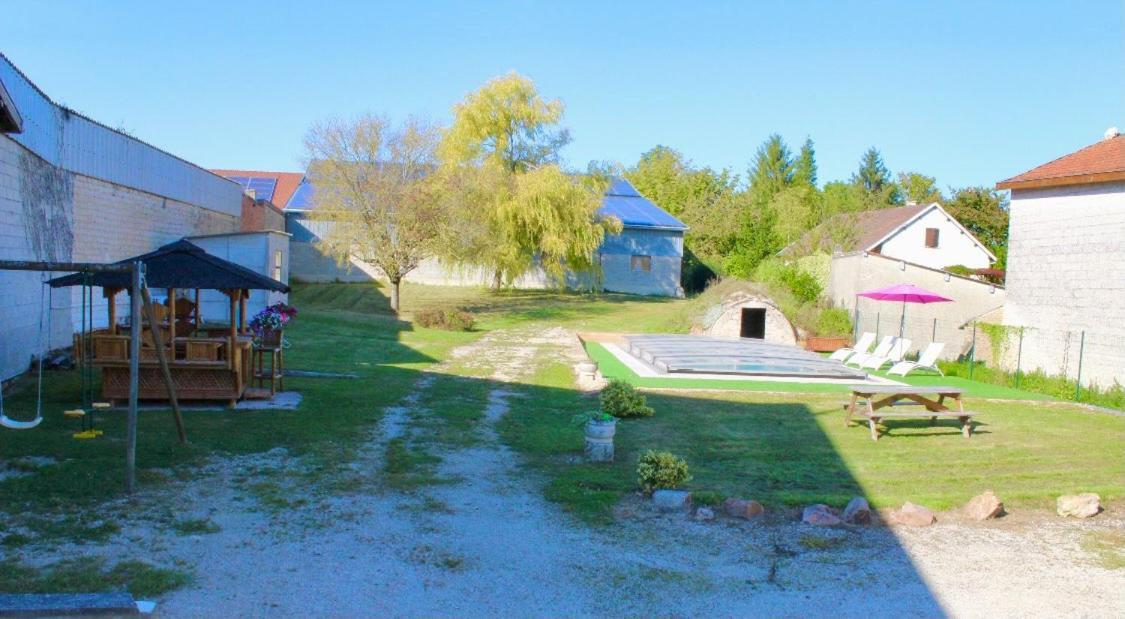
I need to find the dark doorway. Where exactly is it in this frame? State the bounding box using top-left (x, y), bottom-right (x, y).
top-left (740, 308), bottom-right (766, 339)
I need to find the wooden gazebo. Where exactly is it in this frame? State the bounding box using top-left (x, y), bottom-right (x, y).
top-left (50, 240), bottom-right (290, 406)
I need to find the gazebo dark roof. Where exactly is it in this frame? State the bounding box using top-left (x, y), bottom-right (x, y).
top-left (49, 239), bottom-right (290, 292)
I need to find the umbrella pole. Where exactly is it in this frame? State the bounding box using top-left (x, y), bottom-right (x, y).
top-left (900, 299), bottom-right (906, 338)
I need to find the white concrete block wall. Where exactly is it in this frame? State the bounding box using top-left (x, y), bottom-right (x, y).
top-left (1002, 183), bottom-right (1125, 388)
top-left (1, 134), bottom-right (240, 381)
top-left (878, 206), bottom-right (994, 270)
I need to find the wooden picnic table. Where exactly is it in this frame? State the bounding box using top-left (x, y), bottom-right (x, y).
top-left (845, 385), bottom-right (975, 441)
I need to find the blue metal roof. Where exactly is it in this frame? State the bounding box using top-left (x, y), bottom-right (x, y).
top-left (599, 178), bottom-right (686, 231)
top-left (285, 177), bottom-right (316, 210)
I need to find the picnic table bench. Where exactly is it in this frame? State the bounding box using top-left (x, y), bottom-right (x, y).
top-left (845, 385), bottom-right (976, 441)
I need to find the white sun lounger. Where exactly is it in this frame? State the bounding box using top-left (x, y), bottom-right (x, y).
top-left (846, 335), bottom-right (894, 367)
top-left (889, 342), bottom-right (946, 376)
top-left (861, 338), bottom-right (912, 371)
top-left (829, 332), bottom-right (875, 362)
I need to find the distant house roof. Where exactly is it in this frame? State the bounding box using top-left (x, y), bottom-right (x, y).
top-left (783, 202), bottom-right (996, 262)
top-left (997, 133), bottom-right (1125, 190)
top-left (0, 76), bottom-right (21, 133)
top-left (599, 178), bottom-right (686, 231)
top-left (211, 169), bottom-right (305, 208)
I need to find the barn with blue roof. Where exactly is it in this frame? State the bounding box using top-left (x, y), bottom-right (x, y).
top-left (597, 178), bottom-right (687, 297)
top-left (214, 171), bottom-right (687, 296)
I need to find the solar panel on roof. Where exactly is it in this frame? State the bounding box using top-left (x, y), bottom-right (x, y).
top-left (286, 178), bottom-right (315, 210)
top-left (223, 176), bottom-right (278, 202)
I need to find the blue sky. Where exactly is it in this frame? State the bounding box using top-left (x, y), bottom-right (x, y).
top-left (3, 1), bottom-right (1121, 190)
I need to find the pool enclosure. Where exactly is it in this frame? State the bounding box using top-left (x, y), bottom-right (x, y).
top-left (624, 334), bottom-right (867, 379)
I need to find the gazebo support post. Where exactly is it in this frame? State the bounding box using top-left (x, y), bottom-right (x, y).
top-left (238, 290), bottom-right (247, 334)
top-left (194, 289), bottom-right (200, 332)
top-left (140, 285), bottom-right (187, 444)
top-left (167, 288), bottom-right (176, 345)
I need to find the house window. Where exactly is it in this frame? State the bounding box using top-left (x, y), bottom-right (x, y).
top-left (631, 255), bottom-right (652, 272)
top-left (924, 228), bottom-right (940, 248)
top-left (272, 250), bottom-right (283, 281)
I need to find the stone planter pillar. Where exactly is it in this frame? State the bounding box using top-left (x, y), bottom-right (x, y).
top-left (584, 418), bottom-right (616, 462)
top-left (576, 360), bottom-right (598, 382)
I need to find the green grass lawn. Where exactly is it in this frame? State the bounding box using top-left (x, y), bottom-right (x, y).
top-left (503, 360), bottom-right (1124, 524)
top-left (2, 279), bottom-right (1122, 545)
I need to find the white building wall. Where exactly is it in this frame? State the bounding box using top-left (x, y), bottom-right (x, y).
top-left (0, 55), bottom-right (243, 381)
top-left (187, 232), bottom-right (290, 325)
top-left (1001, 182), bottom-right (1125, 388)
top-left (826, 252), bottom-right (1005, 359)
top-left (878, 206), bottom-right (993, 270)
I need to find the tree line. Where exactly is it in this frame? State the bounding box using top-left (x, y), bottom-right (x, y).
top-left (625, 137), bottom-right (1010, 288)
top-left (304, 71), bottom-right (1010, 311)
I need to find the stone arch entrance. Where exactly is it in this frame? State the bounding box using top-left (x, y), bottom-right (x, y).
top-left (695, 292), bottom-right (797, 345)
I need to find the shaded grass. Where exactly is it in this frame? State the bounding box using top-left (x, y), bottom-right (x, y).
top-left (171, 518), bottom-right (220, 535)
top-left (0, 557), bottom-right (190, 597)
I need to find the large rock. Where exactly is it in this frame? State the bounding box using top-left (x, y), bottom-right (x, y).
top-left (802, 504), bottom-right (842, 526)
top-left (964, 490), bottom-right (1004, 521)
top-left (723, 498), bottom-right (765, 520)
top-left (652, 490), bottom-right (692, 511)
top-left (843, 497), bottom-right (871, 524)
top-left (889, 502), bottom-right (935, 527)
top-left (1056, 493), bottom-right (1101, 518)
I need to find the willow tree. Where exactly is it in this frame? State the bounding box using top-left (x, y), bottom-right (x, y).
top-left (304, 115), bottom-right (443, 311)
top-left (437, 72), bottom-right (618, 288)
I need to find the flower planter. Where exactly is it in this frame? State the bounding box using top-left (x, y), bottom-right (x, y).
top-left (806, 336), bottom-right (849, 352)
top-left (584, 418), bottom-right (616, 462)
top-left (258, 328), bottom-right (283, 348)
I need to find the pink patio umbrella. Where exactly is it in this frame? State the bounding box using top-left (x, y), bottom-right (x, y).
top-left (857, 283), bottom-right (953, 338)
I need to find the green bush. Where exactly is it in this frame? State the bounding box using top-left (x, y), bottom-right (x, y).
top-left (815, 307), bottom-right (853, 337)
top-left (414, 307), bottom-right (475, 331)
top-left (691, 490), bottom-right (726, 506)
top-left (753, 259), bottom-right (823, 304)
top-left (599, 380), bottom-right (654, 418)
top-left (636, 450), bottom-right (692, 493)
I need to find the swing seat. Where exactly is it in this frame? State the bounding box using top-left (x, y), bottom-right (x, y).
top-left (73, 430), bottom-right (98, 440)
top-left (64, 409), bottom-right (87, 418)
top-left (92, 402), bottom-right (112, 409)
top-left (0, 415), bottom-right (43, 430)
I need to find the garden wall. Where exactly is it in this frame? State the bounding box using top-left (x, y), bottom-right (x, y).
top-left (826, 252), bottom-right (1005, 359)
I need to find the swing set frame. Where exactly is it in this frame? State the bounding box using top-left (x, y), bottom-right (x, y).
top-left (0, 259), bottom-right (186, 493)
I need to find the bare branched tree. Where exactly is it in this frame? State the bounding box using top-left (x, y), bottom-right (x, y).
top-left (304, 115), bottom-right (443, 312)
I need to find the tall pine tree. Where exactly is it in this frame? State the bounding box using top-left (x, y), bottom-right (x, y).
top-left (794, 138), bottom-right (817, 188)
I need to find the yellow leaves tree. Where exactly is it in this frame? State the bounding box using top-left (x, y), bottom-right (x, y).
top-left (304, 115), bottom-right (443, 312)
top-left (437, 73), bottom-right (619, 288)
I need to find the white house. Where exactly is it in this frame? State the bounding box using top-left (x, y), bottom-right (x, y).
top-left (995, 128), bottom-right (1125, 389)
top-left (786, 202), bottom-right (996, 271)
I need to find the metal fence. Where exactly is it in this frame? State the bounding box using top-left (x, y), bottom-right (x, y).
top-left (852, 309), bottom-right (1123, 398)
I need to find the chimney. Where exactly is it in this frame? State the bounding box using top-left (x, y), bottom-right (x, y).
top-left (1105, 126), bottom-right (1121, 140)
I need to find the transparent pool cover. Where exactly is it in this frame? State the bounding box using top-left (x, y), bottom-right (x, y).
top-left (625, 334), bottom-right (868, 379)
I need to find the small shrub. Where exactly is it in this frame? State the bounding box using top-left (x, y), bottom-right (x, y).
top-left (691, 490), bottom-right (726, 507)
top-left (414, 308), bottom-right (475, 331)
top-left (815, 307), bottom-right (853, 337)
top-left (599, 380), bottom-right (654, 418)
top-left (636, 450), bottom-right (691, 493)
